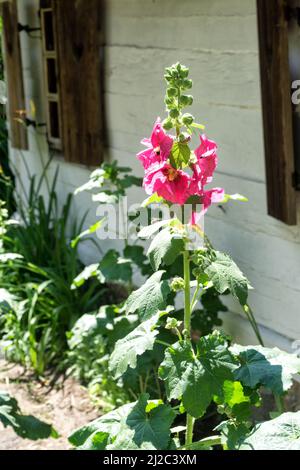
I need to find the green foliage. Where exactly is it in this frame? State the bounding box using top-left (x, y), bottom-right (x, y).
top-left (147, 227), bottom-right (184, 271)
top-left (0, 391), bottom-right (58, 440)
top-left (169, 142), bottom-right (191, 169)
top-left (74, 161), bottom-right (142, 200)
top-left (216, 420), bottom-right (250, 450)
top-left (231, 345), bottom-right (300, 396)
top-left (67, 305), bottom-right (138, 407)
top-left (67, 64), bottom-right (300, 451)
top-left (69, 394), bottom-right (175, 450)
top-left (0, 170), bottom-right (115, 374)
top-left (126, 271), bottom-right (170, 321)
top-left (159, 332), bottom-right (237, 418)
top-left (109, 315), bottom-right (159, 379)
top-left (203, 251), bottom-right (251, 306)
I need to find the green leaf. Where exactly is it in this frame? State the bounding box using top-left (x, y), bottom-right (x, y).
top-left (204, 251), bottom-right (251, 305)
top-left (190, 122), bottom-right (205, 130)
top-left (215, 380), bottom-right (253, 422)
top-left (141, 193), bottom-right (163, 208)
top-left (69, 394), bottom-right (175, 450)
top-left (222, 380), bottom-right (250, 408)
top-left (110, 394), bottom-right (175, 450)
top-left (231, 345), bottom-right (300, 395)
top-left (159, 332), bottom-right (237, 418)
top-left (120, 176), bottom-right (142, 189)
top-left (69, 402), bottom-right (135, 447)
top-left (98, 249), bottom-right (132, 283)
top-left (0, 253), bottom-right (23, 262)
top-left (92, 193), bottom-right (119, 204)
top-left (123, 245), bottom-right (147, 268)
top-left (71, 219), bottom-right (105, 248)
top-left (147, 228), bottom-right (184, 271)
top-left (71, 263), bottom-right (99, 289)
top-left (68, 305), bottom-right (118, 349)
top-left (138, 219), bottom-right (172, 239)
top-left (221, 193), bottom-right (248, 203)
top-left (74, 169), bottom-right (106, 194)
top-left (0, 392), bottom-right (57, 440)
top-left (109, 316), bottom-right (159, 378)
top-left (126, 271), bottom-right (170, 321)
top-left (13, 415), bottom-right (59, 440)
top-left (169, 142), bottom-right (191, 168)
top-left (239, 412), bottom-right (300, 450)
top-left (216, 420), bottom-right (250, 450)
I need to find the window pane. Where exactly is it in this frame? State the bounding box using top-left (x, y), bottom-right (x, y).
top-left (46, 58), bottom-right (57, 94)
top-left (49, 101), bottom-right (60, 139)
top-left (42, 10), bottom-right (55, 51)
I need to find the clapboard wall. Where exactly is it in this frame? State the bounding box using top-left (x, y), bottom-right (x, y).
top-left (9, 0), bottom-right (300, 349)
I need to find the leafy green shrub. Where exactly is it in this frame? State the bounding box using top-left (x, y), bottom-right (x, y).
top-left (0, 169), bottom-right (119, 374)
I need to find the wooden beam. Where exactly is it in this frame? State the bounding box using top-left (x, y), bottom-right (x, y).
top-left (1, 0), bottom-right (28, 150)
top-left (257, 0), bottom-right (297, 225)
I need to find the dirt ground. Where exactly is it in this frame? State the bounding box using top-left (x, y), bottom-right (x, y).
top-left (0, 359), bottom-right (100, 450)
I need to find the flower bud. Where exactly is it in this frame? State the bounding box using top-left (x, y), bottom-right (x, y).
top-left (167, 87), bottom-right (177, 98)
top-left (182, 79), bottom-right (193, 90)
top-left (164, 96), bottom-right (175, 108)
top-left (165, 317), bottom-right (180, 330)
top-left (179, 132), bottom-right (191, 143)
top-left (180, 66), bottom-right (189, 78)
top-left (182, 113), bottom-right (194, 125)
top-left (171, 276), bottom-right (185, 292)
top-left (169, 108), bottom-right (180, 119)
top-left (179, 95), bottom-right (193, 107)
top-left (162, 118), bottom-right (173, 130)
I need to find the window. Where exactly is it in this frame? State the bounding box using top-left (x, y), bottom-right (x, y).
top-left (257, 0), bottom-right (297, 225)
top-left (40, 5), bottom-right (62, 150)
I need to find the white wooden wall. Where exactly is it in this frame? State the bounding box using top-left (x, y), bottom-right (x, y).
top-left (9, 0), bottom-right (300, 349)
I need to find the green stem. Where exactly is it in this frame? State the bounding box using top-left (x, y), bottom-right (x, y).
top-left (183, 251), bottom-right (191, 336)
top-left (183, 249), bottom-right (195, 446)
top-left (244, 304), bottom-right (264, 346)
top-left (274, 394), bottom-right (285, 415)
top-left (185, 414), bottom-right (195, 447)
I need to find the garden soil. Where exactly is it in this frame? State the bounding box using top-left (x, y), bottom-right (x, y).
top-left (0, 359), bottom-right (100, 450)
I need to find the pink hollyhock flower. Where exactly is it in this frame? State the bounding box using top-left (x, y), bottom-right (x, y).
top-left (137, 119), bottom-right (173, 170)
top-left (193, 134), bottom-right (218, 187)
top-left (202, 187), bottom-right (225, 211)
top-left (190, 188), bottom-right (225, 225)
top-left (143, 162), bottom-right (191, 205)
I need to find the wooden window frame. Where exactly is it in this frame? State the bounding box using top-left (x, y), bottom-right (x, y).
top-left (257, 0), bottom-right (297, 225)
top-left (40, 5), bottom-right (62, 150)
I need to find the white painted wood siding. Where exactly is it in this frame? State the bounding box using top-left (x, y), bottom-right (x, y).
top-left (9, 0), bottom-right (300, 347)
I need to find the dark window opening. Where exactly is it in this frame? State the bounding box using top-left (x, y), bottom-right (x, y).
top-left (42, 10), bottom-right (55, 51)
top-left (49, 101), bottom-right (60, 139)
top-left (46, 58), bottom-right (57, 94)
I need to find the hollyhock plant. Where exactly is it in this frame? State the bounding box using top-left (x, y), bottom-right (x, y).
top-left (137, 119), bottom-right (173, 170)
top-left (71, 64), bottom-right (300, 453)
